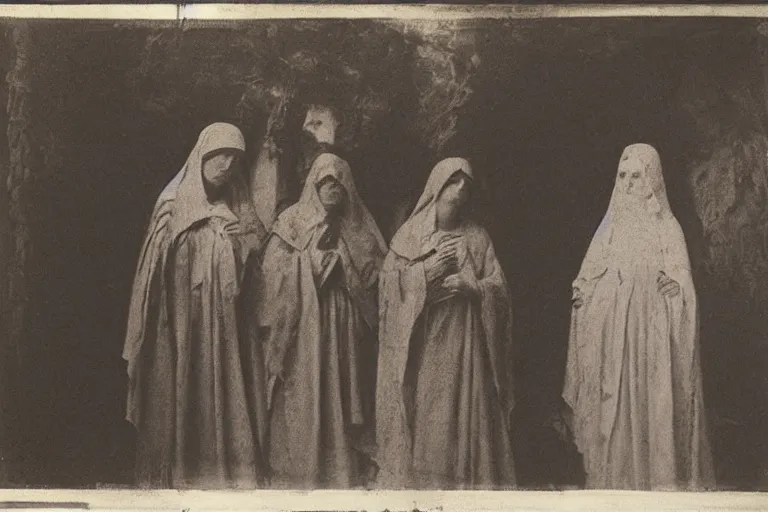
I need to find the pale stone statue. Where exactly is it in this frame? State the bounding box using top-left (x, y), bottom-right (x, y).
top-left (563, 143), bottom-right (715, 490)
top-left (258, 152), bottom-right (386, 488)
top-left (375, 158), bottom-right (516, 489)
top-left (303, 105), bottom-right (339, 146)
top-left (123, 123), bottom-right (269, 489)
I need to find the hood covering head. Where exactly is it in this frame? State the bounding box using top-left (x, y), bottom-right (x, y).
top-left (604, 143), bottom-right (673, 222)
top-left (272, 152), bottom-right (387, 277)
top-left (389, 157), bottom-right (474, 260)
top-left (156, 122), bottom-right (265, 242)
top-left (575, 143), bottom-right (691, 280)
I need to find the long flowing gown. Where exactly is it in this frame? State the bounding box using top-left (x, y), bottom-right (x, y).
top-left (123, 123), bottom-right (269, 489)
top-left (376, 158), bottom-right (516, 490)
top-left (259, 153), bottom-right (385, 488)
top-left (563, 143), bottom-right (715, 490)
top-left (260, 234), bottom-right (376, 487)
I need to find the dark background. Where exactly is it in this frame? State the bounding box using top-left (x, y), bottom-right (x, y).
top-left (1, 17), bottom-right (767, 489)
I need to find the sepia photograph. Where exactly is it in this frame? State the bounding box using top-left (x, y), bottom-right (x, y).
top-left (1, 4), bottom-right (768, 508)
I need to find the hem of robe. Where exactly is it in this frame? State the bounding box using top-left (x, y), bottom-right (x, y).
top-left (410, 469), bottom-right (518, 491)
top-left (564, 288), bottom-right (714, 491)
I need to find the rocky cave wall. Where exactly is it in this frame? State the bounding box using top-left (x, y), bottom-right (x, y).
top-left (0, 23), bottom-right (35, 485)
top-left (672, 23), bottom-right (768, 484)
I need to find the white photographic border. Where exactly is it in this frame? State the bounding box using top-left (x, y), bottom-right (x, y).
top-left (1, 3), bottom-right (767, 510)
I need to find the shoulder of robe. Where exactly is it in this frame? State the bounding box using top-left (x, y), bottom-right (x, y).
top-left (144, 198), bottom-right (174, 245)
top-left (668, 215), bottom-right (686, 235)
top-left (660, 215), bottom-right (688, 245)
top-left (388, 221), bottom-right (419, 261)
top-left (149, 193), bottom-right (173, 220)
top-left (263, 230), bottom-right (299, 259)
top-left (270, 204), bottom-right (312, 250)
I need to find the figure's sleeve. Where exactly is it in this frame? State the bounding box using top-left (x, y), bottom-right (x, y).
top-left (661, 218), bottom-right (699, 410)
top-left (258, 234), bottom-right (302, 380)
top-left (335, 239), bottom-right (381, 333)
top-left (374, 249), bottom-right (428, 486)
top-left (574, 213), bottom-right (612, 292)
top-left (661, 218), bottom-right (693, 284)
top-left (660, 219), bottom-right (697, 357)
top-left (122, 202), bottom-right (174, 439)
top-left (659, 218), bottom-right (714, 485)
top-left (562, 216), bottom-right (619, 443)
top-left (563, 215), bottom-right (615, 419)
top-left (123, 206), bottom-right (171, 374)
top-left (379, 250), bottom-right (428, 326)
top-left (475, 233), bottom-right (515, 419)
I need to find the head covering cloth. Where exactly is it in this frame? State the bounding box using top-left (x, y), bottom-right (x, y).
top-left (124, 122), bottom-right (265, 383)
top-left (604, 143), bottom-right (672, 221)
top-left (389, 157), bottom-right (474, 261)
top-left (271, 152), bottom-right (387, 279)
top-left (155, 122), bottom-right (266, 243)
top-left (577, 143), bottom-right (690, 280)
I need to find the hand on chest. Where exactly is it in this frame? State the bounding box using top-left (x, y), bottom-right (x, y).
top-left (424, 231), bottom-right (471, 273)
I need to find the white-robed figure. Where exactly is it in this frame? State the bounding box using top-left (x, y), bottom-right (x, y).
top-left (123, 123), bottom-right (269, 489)
top-left (258, 153), bottom-right (386, 488)
top-left (376, 158), bottom-right (516, 489)
top-left (563, 143), bottom-right (715, 490)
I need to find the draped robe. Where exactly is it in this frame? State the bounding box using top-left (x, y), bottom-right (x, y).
top-left (123, 123), bottom-right (269, 489)
top-left (563, 143), bottom-right (715, 490)
top-left (376, 158), bottom-right (516, 489)
top-left (259, 153), bottom-right (386, 488)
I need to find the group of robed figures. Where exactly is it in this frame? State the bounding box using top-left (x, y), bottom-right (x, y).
top-left (123, 121), bottom-right (716, 492)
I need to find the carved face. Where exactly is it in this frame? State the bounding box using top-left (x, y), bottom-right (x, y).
top-left (202, 149), bottom-right (240, 191)
top-left (617, 155), bottom-right (652, 200)
top-left (316, 175), bottom-right (347, 212)
top-left (438, 171), bottom-right (472, 211)
top-left (303, 106), bottom-right (338, 145)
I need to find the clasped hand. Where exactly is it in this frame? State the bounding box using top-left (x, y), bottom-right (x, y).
top-left (424, 234), bottom-right (477, 297)
top-left (572, 286), bottom-right (584, 309)
top-left (657, 271), bottom-right (680, 297)
top-left (425, 234), bottom-right (460, 284)
top-left (572, 271), bottom-right (680, 309)
top-left (223, 222), bottom-right (262, 264)
top-left (441, 272), bottom-right (479, 297)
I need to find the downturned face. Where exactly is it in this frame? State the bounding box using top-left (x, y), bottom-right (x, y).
top-left (317, 175), bottom-right (347, 212)
top-left (437, 171), bottom-right (472, 211)
top-left (202, 149), bottom-right (240, 190)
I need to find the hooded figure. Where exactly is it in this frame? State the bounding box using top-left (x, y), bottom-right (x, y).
top-left (259, 152), bottom-right (386, 488)
top-left (375, 158), bottom-right (516, 489)
top-left (563, 143), bottom-right (715, 490)
top-left (123, 123), bottom-right (269, 489)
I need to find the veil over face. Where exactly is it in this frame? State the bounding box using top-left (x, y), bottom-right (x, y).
top-left (564, 143), bottom-right (714, 491)
top-left (576, 143), bottom-right (691, 282)
top-left (607, 143), bottom-right (673, 221)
